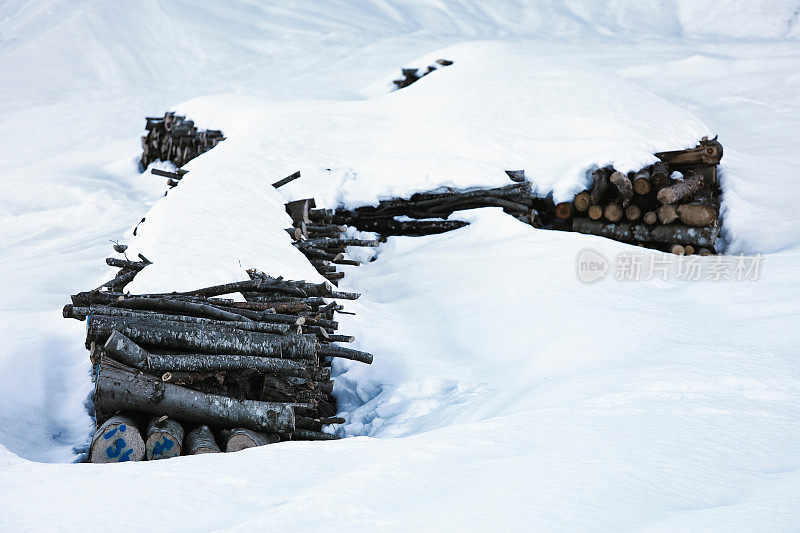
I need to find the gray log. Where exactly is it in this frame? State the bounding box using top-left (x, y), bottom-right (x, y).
top-left (112, 297), bottom-right (252, 322)
top-left (104, 331), bottom-right (316, 377)
top-left (90, 414), bottom-right (145, 463)
top-left (272, 171), bottom-right (301, 189)
top-left (317, 344), bottom-right (373, 364)
top-left (106, 258), bottom-right (150, 270)
top-left (94, 357), bottom-right (296, 433)
top-left (293, 428), bottom-right (339, 440)
top-left (590, 169), bottom-right (608, 205)
top-left (87, 315), bottom-right (317, 359)
top-left (186, 425), bottom-right (220, 454)
top-left (69, 306), bottom-right (290, 334)
top-left (657, 172), bottom-right (704, 204)
top-left (145, 416), bottom-right (184, 460)
top-left (224, 428), bottom-right (279, 452)
top-left (572, 218), bottom-right (719, 246)
top-left (609, 171), bottom-right (633, 207)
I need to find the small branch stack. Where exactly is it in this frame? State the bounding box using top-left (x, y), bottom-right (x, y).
top-left (284, 197), bottom-right (379, 284)
top-left (316, 181), bottom-right (547, 236)
top-left (65, 257), bottom-right (372, 463)
top-left (392, 59), bottom-right (453, 90)
top-left (140, 112), bottom-right (225, 170)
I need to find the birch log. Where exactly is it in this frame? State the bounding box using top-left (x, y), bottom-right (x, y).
top-left (145, 417), bottom-right (184, 460)
top-left (224, 428), bottom-right (280, 452)
top-left (104, 331), bottom-right (317, 377)
top-left (94, 357), bottom-right (296, 433)
top-left (186, 425), bottom-right (220, 454)
top-left (90, 414), bottom-right (145, 463)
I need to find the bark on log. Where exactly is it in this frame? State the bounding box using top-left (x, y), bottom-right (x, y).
top-left (145, 416), bottom-right (184, 460)
top-left (90, 414), bottom-right (145, 463)
top-left (604, 203), bottom-right (623, 223)
top-left (88, 316), bottom-right (317, 359)
top-left (113, 297), bottom-right (253, 322)
top-left (186, 425), bottom-right (220, 454)
top-left (651, 162), bottom-right (670, 189)
top-left (657, 204), bottom-right (679, 225)
top-left (272, 171), bottom-right (301, 189)
top-left (105, 258), bottom-right (150, 270)
top-left (632, 169), bottom-right (652, 195)
top-left (94, 357), bottom-right (296, 433)
top-left (224, 428), bottom-right (279, 452)
top-left (657, 172), bottom-right (704, 204)
top-left (69, 306), bottom-right (290, 334)
top-left (572, 219), bottom-right (719, 246)
top-left (677, 203), bottom-right (717, 227)
top-left (587, 205), bottom-right (603, 220)
top-left (293, 428), bottom-right (339, 440)
top-left (100, 269), bottom-right (138, 289)
top-left (104, 331), bottom-right (317, 378)
top-left (317, 344), bottom-right (373, 364)
top-left (590, 169), bottom-right (608, 205)
top-left (609, 171), bottom-right (633, 207)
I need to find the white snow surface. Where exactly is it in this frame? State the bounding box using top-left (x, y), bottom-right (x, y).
top-left (2, 1), bottom-right (800, 531)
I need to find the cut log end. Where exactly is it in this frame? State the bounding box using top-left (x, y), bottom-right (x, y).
top-left (90, 415), bottom-right (145, 463)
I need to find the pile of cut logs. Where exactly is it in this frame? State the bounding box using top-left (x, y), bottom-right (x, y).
top-left (315, 181), bottom-right (542, 236)
top-left (564, 137), bottom-right (722, 254)
top-left (284, 197), bottom-right (380, 283)
top-left (393, 59), bottom-right (453, 89)
top-left (292, 138), bottom-right (723, 254)
top-left (140, 112), bottom-right (224, 170)
top-left (64, 252), bottom-right (373, 463)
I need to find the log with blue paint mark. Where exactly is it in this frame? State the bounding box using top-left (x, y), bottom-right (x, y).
top-left (89, 415), bottom-right (145, 463)
top-left (145, 416), bottom-right (184, 460)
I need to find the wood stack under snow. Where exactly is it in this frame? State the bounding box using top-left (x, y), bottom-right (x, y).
top-left (64, 250), bottom-right (372, 463)
top-left (140, 112), bottom-right (224, 170)
top-left (565, 137), bottom-right (723, 254)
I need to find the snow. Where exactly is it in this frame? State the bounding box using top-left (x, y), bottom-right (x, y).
top-left (2, 0), bottom-right (800, 530)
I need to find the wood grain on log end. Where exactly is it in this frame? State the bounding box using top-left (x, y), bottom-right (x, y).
top-left (90, 415), bottom-right (145, 463)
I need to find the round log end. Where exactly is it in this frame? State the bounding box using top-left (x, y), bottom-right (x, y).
top-left (90, 415), bottom-right (145, 463)
top-left (587, 205), bottom-right (603, 221)
top-left (603, 203), bottom-right (623, 223)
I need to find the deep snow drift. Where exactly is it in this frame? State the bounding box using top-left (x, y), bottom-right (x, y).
top-left (1, 1), bottom-right (800, 531)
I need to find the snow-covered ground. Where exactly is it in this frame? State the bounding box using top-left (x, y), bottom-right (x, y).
top-left (1, 1), bottom-right (800, 530)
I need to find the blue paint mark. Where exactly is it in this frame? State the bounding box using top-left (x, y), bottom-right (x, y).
top-left (119, 449), bottom-right (133, 462)
top-left (105, 438), bottom-right (126, 458)
top-left (103, 427), bottom-right (118, 439)
top-left (151, 437), bottom-right (174, 458)
top-left (119, 424), bottom-right (127, 432)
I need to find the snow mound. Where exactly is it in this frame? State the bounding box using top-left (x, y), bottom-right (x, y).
top-left (178, 41), bottom-right (710, 210)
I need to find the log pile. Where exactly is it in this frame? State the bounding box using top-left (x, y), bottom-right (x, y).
top-left (284, 198), bottom-right (380, 284)
top-left (567, 136), bottom-right (722, 253)
top-left (312, 181), bottom-right (550, 236)
top-left (392, 59), bottom-right (453, 89)
top-left (65, 253), bottom-right (372, 462)
top-left (140, 112), bottom-right (225, 170)
top-left (294, 138), bottom-right (723, 254)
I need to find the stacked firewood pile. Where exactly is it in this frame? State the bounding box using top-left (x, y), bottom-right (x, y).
top-left (293, 138), bottom-right (723, 254)
top-left (64, 254), bottom-right (373, 462)
top-left (140, 112), bottom-right (224, 170)
top-left (284, 198), bottom-right (380, 283)
top-left (393, 59), bottom-right (453, 89)
top-left (315, 181), bottom-right (548, 236)
top-left (565, 137), bottom-right (722, 254)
